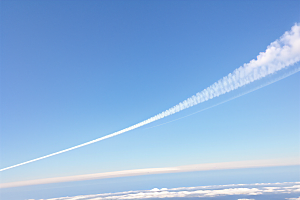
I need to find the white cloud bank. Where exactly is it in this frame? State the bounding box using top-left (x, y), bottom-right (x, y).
top-left (1, 24), bottom-right (300, 172)
top-left (287, 197), bottom-right (300, 200)
top-left (26, 182), bottom-right (300, 200)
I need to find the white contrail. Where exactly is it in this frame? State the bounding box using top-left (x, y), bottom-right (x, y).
top-left (1, 23), bottom-right (300, 172)
top-left (144, 64), bottom-right (300, 130)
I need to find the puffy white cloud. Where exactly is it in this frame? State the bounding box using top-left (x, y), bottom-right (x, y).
top-left (27, 182), bottom-right (300, 200)
top-left (237, 199), bottom-right (255, 200)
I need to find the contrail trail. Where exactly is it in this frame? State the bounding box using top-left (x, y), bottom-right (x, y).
top-left (1, 23), bottom-right (300, 172)
top-left (144, 65), bottom-right (300, 130)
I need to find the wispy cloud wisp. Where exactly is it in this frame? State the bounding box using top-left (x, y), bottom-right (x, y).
top-left (1, 158), bottom-right (298, 188)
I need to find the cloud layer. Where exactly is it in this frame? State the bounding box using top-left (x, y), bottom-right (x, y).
top-left (26, 182), bottom-right (300, 200)
top-left (1, 158), bottom-right (298, 188)
top-left (1, 24), bottom-right (300, 172)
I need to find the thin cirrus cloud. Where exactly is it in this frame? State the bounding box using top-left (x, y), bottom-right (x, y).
top-left (25, 182), bottom-right (300, 200)
top-left (1, 23), bottom-right (300, 172)
top-left (1, 158), bottom-right (298, 188)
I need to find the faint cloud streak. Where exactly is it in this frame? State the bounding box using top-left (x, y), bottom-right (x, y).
top-left (1, 158), bottom-right (298, 188)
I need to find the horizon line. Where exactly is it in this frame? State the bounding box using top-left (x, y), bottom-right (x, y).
top-left (1, 158), bottom-right (298, 189)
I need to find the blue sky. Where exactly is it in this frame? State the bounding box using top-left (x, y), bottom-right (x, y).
top-left (1, 0), bottom-right (299, 187)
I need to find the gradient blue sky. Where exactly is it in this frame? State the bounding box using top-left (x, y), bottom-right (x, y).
top-left (1, 0), bottom-right (299, 184)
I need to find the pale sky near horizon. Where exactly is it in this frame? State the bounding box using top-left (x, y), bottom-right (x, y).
top-left (1, 0), bottom-right (300, 185)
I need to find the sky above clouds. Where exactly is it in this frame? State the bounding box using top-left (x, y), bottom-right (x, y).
top-left (1, 22), bottom-right (299, 173)
top-left (0, 0), bottom-right (299, 194)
